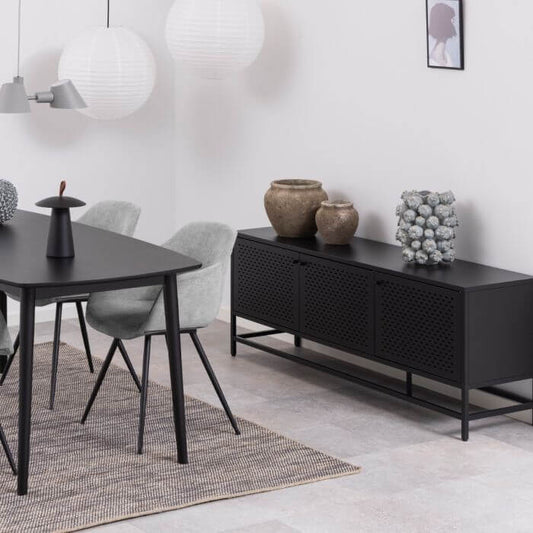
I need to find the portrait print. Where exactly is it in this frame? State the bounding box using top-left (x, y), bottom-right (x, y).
top-left (426, 0), bottom-right (464, 70)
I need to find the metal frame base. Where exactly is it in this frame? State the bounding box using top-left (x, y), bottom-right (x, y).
top-left (234, 325), bottom-right (533, 442)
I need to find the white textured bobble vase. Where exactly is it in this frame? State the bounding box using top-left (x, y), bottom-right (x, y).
top-left (58, 27), bottom-right (156, 120)
top-left (166, 0), bottom-right (265, 80)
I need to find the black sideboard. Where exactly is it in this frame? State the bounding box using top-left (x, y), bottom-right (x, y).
top-left (231, 227), bottom-right (533, 441)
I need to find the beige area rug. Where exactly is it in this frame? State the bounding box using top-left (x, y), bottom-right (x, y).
top-left (0, 342), bottom-right (360, 532)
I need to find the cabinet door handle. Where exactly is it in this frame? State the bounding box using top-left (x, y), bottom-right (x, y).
top-left (292, 259), bottom-right (300, 265)
top-left (376, 280), bottom-right (385, 286)
top-left (300, 262), bottom-right (308, 267)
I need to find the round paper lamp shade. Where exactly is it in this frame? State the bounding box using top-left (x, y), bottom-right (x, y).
top-left (166, 0), bottom-right (265, 80)
top-left (58, 27), bottom-right (156, 120)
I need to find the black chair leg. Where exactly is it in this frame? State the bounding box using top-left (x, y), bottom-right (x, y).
top-left (137, 335), bottom-right (152, 455)
top-left (76, 301), bottom-right (94, 374)
top-left (0, 333), bottom-right (19, 386)
top-left (49, 302), bottom-right (63, 410)
top-left (13, 332), bottom-right (19, 355)
top-left (0, 425), bottom-right (16, 475)
top-left (190, 330), bottom-right (240, 435)
top-left (117, 340), bottom-right (142, 392)
top-left (81, 338), bottom-right (119, 424)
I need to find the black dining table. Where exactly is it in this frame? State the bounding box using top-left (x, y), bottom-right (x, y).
top-left (0, 210), bottom-right (201, 495)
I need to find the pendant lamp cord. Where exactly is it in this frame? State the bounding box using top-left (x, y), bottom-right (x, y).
top-left (16, 0), bottom-right (22, 76)
top-left (106, 0), bottom-right (110, 28)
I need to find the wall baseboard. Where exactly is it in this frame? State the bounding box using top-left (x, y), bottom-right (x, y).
top-left (218, 307), bottom-right (531, 425)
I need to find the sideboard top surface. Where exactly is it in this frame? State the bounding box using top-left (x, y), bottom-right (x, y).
top-left (238, 227), bottom-right (532, 292)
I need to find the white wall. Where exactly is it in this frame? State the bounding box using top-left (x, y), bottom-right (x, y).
top-left (0, 0), bottom-right (176, 243)
top-left (0, 0), bottom-right (176, 322)
top-left (173, 0), bottom-right (533, 398)
top-left (174, 0), bottom-right (533, 275)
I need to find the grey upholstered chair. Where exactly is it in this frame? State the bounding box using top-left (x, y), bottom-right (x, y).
top-left (81, 222), bottom-right (240, 454)
top-left (0, 314), bottom-right (16, 474)
top-left (0, 201), bottom-right (141, 411)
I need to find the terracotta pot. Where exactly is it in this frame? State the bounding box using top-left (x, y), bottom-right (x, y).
top-left (316, 200), bottom-right (359, 245)
top-left (264, 179), bottom-right (328, 238)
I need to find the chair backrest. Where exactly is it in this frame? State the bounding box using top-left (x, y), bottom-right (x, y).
top-left (144, 222), bottom-right (237, 330)
top-left (87, 221), bottom-right (237, 336)
top-left (77, 201), bottom-right (141, 237)
top-left (162, 222), bottom-right (237, 274)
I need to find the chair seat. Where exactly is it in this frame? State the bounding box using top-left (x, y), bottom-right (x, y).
top-left (37, 294), bottom-right (90, 307)
top-left (86, 288), bottom-right (158, 340)
top-left (86, 222), bottom-right (236, 342)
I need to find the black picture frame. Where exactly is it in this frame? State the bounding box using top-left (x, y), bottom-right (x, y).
top-left (426, 0), bottom-right (464, 70)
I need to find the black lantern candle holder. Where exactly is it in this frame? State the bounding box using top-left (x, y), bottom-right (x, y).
top-left (36, 181), bottom-right (85, 258)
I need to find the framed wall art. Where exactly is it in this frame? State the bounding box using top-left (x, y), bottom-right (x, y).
top-left (426, 0), bottom-right (464, 70)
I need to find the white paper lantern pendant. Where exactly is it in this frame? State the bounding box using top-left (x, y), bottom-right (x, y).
top-left (58, 0), bottom-right (156, 120)
top-left (166, 0), bottom-right (265, 80)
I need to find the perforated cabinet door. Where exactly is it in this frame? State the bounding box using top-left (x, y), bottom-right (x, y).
top-left (233, 239), bottom-right (300, 331)
top-left (300, 255), bottom-right (374, 355)
top-left (375, 273), bottom-right (461, 382)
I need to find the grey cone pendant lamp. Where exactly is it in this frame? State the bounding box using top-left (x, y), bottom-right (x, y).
top-left (0, 77), bottom-right (30, 113)
top-left (0, 0), bottom-right (86, 114)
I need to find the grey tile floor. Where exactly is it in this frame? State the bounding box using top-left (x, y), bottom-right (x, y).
top-left (18, 318), bottom-right (533, 533)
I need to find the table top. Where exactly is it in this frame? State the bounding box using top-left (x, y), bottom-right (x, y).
top-left (0, 210), bottom-right (201, 290)
top-left (238, 227), bottom-right (532, 291)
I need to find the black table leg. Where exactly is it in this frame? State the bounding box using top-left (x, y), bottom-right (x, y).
top-left (163, 274), bottom-right (188, 464)
top-left (18, 287), bottom-right (35, 495)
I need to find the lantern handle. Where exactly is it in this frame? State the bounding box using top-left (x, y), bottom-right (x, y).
top-left (59, 180), bottom-right (66, 197)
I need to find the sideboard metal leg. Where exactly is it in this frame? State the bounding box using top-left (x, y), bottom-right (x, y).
top-left (294, 336), bottom-right (302, 348)
top-left (461, 387), bottom-right (469, 442)
top-left (230, 313), bottom-right (237, 357)
top-left (406, 372), bottom-right (413, 397)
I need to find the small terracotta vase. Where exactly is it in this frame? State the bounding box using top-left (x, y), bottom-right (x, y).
top-left (316, 200), bottom-right (359, 245)
top-left (264, 179), bottom-right (328, 238)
